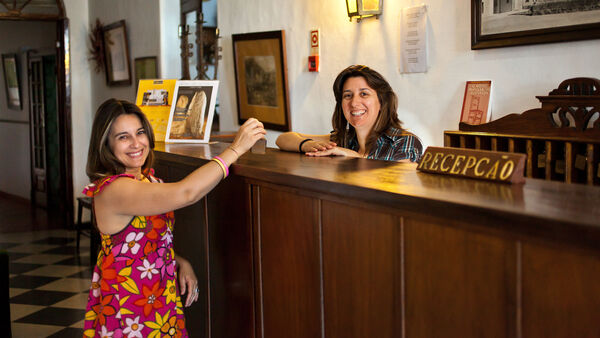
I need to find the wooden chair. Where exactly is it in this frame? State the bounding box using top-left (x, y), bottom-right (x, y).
top-left (75, 196), bottom-right (93, 251)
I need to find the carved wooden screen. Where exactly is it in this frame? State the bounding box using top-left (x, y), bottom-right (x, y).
top-left (445, 78), bottom-right (600, 185)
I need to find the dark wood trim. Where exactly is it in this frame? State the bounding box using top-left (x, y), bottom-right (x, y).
top-left (57, 18), bottom-right (73, 228)
top-left (0, 119), bottom-right (27, 124)
top-left (0, 190), bottom-right (30, 204)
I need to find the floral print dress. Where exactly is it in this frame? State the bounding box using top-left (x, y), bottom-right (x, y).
top-left (82, 173), bottom-right (187, 338)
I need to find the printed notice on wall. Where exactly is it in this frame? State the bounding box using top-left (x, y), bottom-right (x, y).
top-left (400, 4), bottom-right (428, 73)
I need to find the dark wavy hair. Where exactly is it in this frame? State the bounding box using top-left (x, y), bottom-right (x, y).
top-left (86, 99), bottom-right (155, 182)
top-left (331, 65), bottom-right (403, 154)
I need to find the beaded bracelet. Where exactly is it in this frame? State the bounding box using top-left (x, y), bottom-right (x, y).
top-left (298, 138), bottom-right (313, 153)
top-left (212, 156), bottom-right (229, 179)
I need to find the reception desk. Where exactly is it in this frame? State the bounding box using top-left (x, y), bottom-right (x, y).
top-left (154, 142), bottom-right (600, 338)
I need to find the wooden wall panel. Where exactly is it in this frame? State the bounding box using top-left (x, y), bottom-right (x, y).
top-left (522, 243), bottom-right (600, 337)
top-left (207, 176), bottom-right (255, 338)
top-left (168, 165), bottom-right (210, 337)
top-left (322, 200), bottom-right (402, 338)
top-left (404, 218), bottom-right (517, 337)
top-left (255, 186), bottom-right (322, 338)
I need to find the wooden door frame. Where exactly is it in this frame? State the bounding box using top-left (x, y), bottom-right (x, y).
top-left (0, 15), bottom-right (73, 228)
top-left (56, 18), bottom-right (73, 228)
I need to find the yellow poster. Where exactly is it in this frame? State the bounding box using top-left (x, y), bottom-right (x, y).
top-left (135, 79), bottom-right (177, 142)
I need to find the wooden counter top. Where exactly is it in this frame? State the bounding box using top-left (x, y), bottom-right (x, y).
top-left (155, 142), bottom-right (600, 338)
top-left (155, 142), bottom-right (600, 246)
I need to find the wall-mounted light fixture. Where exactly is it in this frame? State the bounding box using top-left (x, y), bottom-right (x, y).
top-left (345, 0), bottom-right (383, 22)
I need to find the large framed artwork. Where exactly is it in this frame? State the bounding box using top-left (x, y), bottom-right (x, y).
top-left (165, 80), bottom-right (219, 143)
top-left (103, 20), bottom-right (132, 86)
top-left (232, 30), bottom-right (291, 131)
top-left (2, 53), bottom-right (22, 110)
top-left (471, 0), bottom-right (600, 49)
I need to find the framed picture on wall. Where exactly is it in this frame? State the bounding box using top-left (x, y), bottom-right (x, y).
top-left (232, 30), bottom-right (291, 131)
top-left (2, 53), bottom-right (22, 110)
top-left (165, 80), bottom-right (219, 143)
top-left (134, 56), bottom-right (158, 85)
top-left (471, 0), bottom-right (600, 49)
top-left (103, 20), bottom-right (132, 86)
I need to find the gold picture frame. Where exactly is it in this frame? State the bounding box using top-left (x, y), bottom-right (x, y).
top-left (232, 30), bottom-right (291, 131)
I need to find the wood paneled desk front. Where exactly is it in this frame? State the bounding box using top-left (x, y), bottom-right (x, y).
top-left (154, 142), bottom-right (600, 338)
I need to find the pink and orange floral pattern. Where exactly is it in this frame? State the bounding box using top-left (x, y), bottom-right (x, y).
top-left (82, 173), bottom-right (187, 337)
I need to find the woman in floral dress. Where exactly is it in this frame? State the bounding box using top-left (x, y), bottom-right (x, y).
top-left (83, 99), bottom-right (265, 337)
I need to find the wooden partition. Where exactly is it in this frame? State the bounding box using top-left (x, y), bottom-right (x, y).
top-left (155, 142), bottom-right (600, 338)
top-left (445, 77), bottom-right (600, 186)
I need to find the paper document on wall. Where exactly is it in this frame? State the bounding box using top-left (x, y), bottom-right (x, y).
top-left (400, 4), bottom-right (428, 73)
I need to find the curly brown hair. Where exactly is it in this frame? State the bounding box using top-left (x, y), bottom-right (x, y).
top-left (86, 99), bottom-right (155, 182)
top-left (331, 65), bottom-right (403, 154)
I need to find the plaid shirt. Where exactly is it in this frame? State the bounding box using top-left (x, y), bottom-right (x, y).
top-left (346, 127), bottom-right (423, 162)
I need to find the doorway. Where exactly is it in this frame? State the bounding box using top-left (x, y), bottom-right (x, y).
top-left (0, 5), bottom-right (73, 228)
top-left (28, 52), bottom-right (62, 215)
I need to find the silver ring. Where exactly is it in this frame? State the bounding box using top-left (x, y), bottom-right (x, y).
top-left (194, 287), bottom-right (199, 293)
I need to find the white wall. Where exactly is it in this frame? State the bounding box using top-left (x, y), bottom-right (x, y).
top-left (63, 0), bottom-right (93, 207)
top-left (159, 0), bottom-right (182, 79)
top-left (0, 21), bottom-right (56, 199)
top-left (88, 0), bottom-right (162, 109)
top-left (217, 0), bottom-right (600, 149)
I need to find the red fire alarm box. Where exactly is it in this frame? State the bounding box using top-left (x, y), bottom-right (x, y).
top-left (309, 29), bottom-right (320, 72)
top-left (308, 55), bottom-right (319, 72)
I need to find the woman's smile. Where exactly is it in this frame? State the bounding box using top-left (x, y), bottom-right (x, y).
top-left (108, 114), bottom-right (150, 176)
top-left (341, 76), bottom-right (381, 133)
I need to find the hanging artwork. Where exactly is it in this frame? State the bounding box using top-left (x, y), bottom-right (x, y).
top-left (472, 0), bottom-right (600, 49)
top-left (232, 30), bottom-right (291, 131)
top-left (103, 20), bottom-right (132, 86)
top-left (2, 54), bottom-right (22, 110)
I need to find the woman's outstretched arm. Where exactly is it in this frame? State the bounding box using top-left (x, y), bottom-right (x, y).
top-left (276, 132), bottom-right (335, 153)
top-left (94, 118), bottom-right (266, 234)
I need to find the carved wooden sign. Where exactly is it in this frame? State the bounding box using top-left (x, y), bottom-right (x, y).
top-left (417, 147), bottom-right (526, 184)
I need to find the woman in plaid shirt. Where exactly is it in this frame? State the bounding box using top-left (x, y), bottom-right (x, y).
top-left (276, 65), bottom-right (422, 162)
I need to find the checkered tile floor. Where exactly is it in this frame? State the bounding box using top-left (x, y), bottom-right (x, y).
top-left (4, 229), bottom-right (93, 337)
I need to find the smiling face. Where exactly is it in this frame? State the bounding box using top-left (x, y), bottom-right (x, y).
top-left (107, 114), bottom-right (149, 177)
top-left (341, 76), bottom-right (381, 135)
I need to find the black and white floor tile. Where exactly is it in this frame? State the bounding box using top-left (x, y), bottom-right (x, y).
top-left (4, 229), bottom-right (93, 337)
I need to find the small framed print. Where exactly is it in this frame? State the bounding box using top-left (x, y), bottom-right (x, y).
top-left (134, 56), bottom-right (158, 85)
top-left (165, 80), bottom-right (219, 143)
top-left (2, 53), bottom-right (22, 110)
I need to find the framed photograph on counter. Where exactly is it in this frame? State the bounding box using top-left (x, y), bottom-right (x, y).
top-left (165, 80), bottom-right (219, 143)
top-left (103, 20), bottom-right (132, 86)
top-left (471, 0), bottom-right (600, 49)
top-left (2, 53), bottom-right (22, 110)
top-left (232, 30), bottom-right (291, 131)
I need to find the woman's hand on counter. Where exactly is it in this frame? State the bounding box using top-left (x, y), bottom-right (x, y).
top-left (305, 146), bottom-right (361, 158)
top-left (302, 140), bottom-right (337, 153)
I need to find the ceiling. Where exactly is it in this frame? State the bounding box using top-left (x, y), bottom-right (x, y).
top-left (0, 0), bottom-right (65, 20)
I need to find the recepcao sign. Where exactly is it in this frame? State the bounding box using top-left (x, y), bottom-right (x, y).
top-left (417, 147), bottom-right (526, 184)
